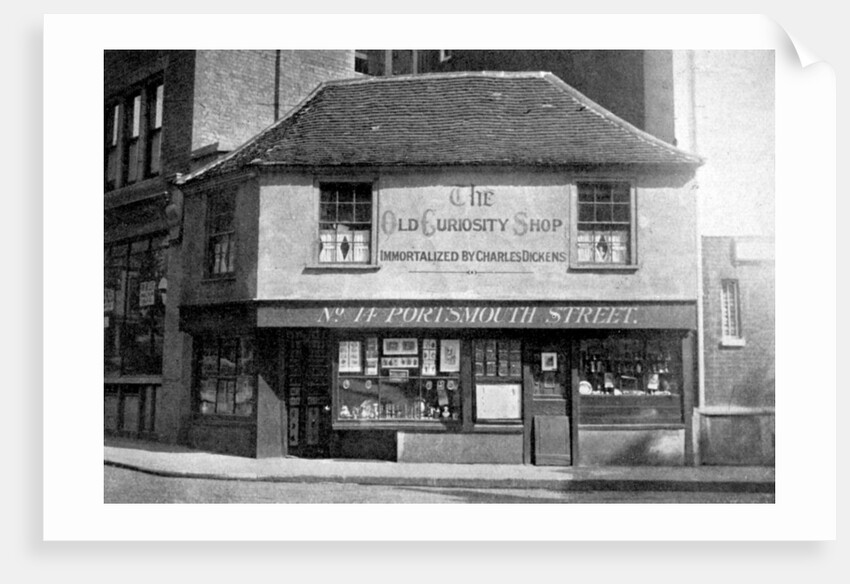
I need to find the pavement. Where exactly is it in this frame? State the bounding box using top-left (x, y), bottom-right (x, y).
top-left (104, 436), bottom-right (775, 493)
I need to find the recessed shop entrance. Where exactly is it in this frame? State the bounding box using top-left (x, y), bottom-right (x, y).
top-left (283, 330), bottom-right (333, 458)
top-left (523, 335), bottom-right (573, 465)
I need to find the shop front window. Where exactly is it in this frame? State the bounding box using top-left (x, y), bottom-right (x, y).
top-left (335, 336), bottom-right (460, 423)
top-left (578, 334), bottom-right (684, 425)
top-left (104, 234), bottom-right (167, 376)
top-left (196, 336), bottom-right (255, 416)
top-left (473, 339), bottom-right (522, 422)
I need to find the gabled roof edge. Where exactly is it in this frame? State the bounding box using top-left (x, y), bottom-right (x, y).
top-left (175, 76), bottom-right (352, 187)
top-left (540, 72), bottom-right (704, 166)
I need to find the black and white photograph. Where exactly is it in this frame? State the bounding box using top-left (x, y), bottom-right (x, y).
top-left (97, 44), bottom-right (779, 506)
top-left (37, 12), bottom-right (837, 549)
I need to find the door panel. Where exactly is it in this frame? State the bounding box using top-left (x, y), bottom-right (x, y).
top-left (524, 336), bottom-right (572, 465)
top-left (284, 331), bottom-right (331, 458)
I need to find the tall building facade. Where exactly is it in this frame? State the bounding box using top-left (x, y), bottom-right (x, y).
top-left (104, 50), bottom-right (358, 442)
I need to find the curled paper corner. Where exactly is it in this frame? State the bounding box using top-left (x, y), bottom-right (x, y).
top-left (786, 33), bottom-right (822, 68)
top-left (764, 15), bottom-right (826, 69)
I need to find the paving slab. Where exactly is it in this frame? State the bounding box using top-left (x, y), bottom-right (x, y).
top-left (104, 437), bottom-right (775, 493)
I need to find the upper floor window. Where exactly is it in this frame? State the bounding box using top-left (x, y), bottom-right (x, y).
top-left (146, 83), bottom-right (163, 177)
top-left (572, 181), bottom-right (636, 268)
top-left (206, 191), bottom-right (236, 277)
top-left (104, 104), bottom-right (120, 191)
top-left (721, 279), bottom-right (745, 345)
top-left (125, 93), bottom-right (142, 183)
top-left (319, 182), bottom-right (373, 264)
top-left (104, 77), bottom-right (164, 191)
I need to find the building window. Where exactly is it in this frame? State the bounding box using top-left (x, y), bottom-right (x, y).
top-left (124, 93), bottom-right (142, 184)
top-left (335, 335), bottom-right (461, 424)
top-left (197, 336), bottom-right (255, 416)
top-left (473, 339), bottom-right (522, 422)
top-left (105, 104), bottom-right (120, 190)
top-left (104, 234), bottom-right (167, 376)
top-left (573, 181), bottom-right (635, 267)
top-left (105, 76), bottom-right (163, 191)
top-left (145, 83), bottom-right (163, 177)
top-left (319, 182), bottom-right (373, 264)
top-left (721, 279), bottom-right (744, 344)
top-left (206, 191), bottom-right (236, 276)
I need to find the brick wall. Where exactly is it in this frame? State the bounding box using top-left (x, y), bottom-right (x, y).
top-left (192, 50), bottom-right (355, 153)
top-left (702, 236), bottom-right (775, 408)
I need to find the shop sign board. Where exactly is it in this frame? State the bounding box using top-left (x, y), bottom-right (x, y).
top-left (258, 302), bottom-right (697, 330)
top-left (378, 184), bottom-right (568, 274)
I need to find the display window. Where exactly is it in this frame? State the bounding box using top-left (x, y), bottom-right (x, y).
top-left (577, 332), bottom-right (684, 425)
top-left (473, 339), bottom-right (522, 423)
top-left (335, 335), bottom-right (461, 424)
top-left (195, 336), bottom-right (256, 417)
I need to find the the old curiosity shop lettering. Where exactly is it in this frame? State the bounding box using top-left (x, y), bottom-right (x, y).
top-left (379, 186), bottom-right (568, 265)
top-left (380, 186), bottom-right (564, 238)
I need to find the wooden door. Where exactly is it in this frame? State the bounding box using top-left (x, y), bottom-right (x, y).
top-left (524, 336), bottom-right (571, 465)
top-left (284, 330), bottom-right (332, 458)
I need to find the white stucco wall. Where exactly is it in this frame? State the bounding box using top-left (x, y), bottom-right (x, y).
top-left (256, 168), bottom-right (698, 302)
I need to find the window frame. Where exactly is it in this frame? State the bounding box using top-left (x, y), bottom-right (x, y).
top-left (332, 332), bottom-right (463, 429)
top-left (105, 74), bottom-right (164, 192)
top-left (205, 188), bottom-right (237, 278)
top-left (194, 335), bottom-right (257, 418)
top-left (144, 82), bottom-right (164, 178)
top-left (569, 179), bottom-right (639, 271)
top-left (313, 177), bottom-right (379, 269)
top-left (720, 279), bottom-right (746, 346)
top-left (104, 233), bottom-right (167, 378)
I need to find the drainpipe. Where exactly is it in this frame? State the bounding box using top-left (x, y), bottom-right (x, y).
top-left (274, 50), bottom-right (281, 121)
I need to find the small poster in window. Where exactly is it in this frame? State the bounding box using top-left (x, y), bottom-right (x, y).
top-left (139, 280), bottom-right (156, 307)
top-left (339, 341), bottom-right (361, 373)
top-left (349, 341), bottom-right (361, 372)
top-left (440, 340), bottom-right (460, 373)
top-left (365, 358), bottom-right (378, 376)
top-left (541, 352), bottom-right (558, 371)
top-left (383, 338), bottom-right (418, 355)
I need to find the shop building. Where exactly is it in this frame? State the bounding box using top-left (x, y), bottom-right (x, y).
top-left (174, 71), bottom-right (704, 465)
top-left (103, 50), bottom-right (358, 440)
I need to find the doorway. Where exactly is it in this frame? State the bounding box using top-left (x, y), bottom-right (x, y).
top-left (283, 330), bottom-right (332, 458)
top-left (523, 335), bottom-right (572, 465)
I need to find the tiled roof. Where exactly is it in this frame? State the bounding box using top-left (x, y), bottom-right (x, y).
top-left (183, 71), bottom-right (703, 184)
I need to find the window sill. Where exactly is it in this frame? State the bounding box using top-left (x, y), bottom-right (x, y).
top-left (470, 423), bottom-right (524, 433)
top-left (333, 420), bottom-right (459, 431)
top-left (304, 263), bottom-right (381, 273)
top-left (201, 275), bottom-right (237, 284)
top-left (192, 414), bottom-right (255, 425)
top-left (720, 337), bottom-right (746, 348)
top-left (568, 263), bottom-right (639, 272)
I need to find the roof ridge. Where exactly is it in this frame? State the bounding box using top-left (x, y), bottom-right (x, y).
top-left (320, 70), bottom-right (553, 88)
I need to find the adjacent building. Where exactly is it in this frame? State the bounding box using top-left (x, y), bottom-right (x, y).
top-left (103, 50), bottom-right (358, 441)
